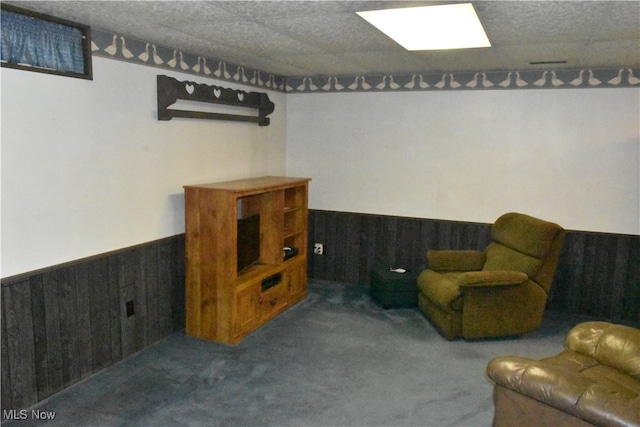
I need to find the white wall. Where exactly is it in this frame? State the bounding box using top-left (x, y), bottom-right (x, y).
top-left (3, 57), bottom-right (639, 277)
top-left (286, 88), bottom-right (640, 235)
top-left (1, 57), bottom-right (287, 277)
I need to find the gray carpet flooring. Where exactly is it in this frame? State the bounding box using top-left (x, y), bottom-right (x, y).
top-left (3, 279), bottom-right (599, 427)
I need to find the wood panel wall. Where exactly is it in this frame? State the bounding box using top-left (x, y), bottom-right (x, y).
top-left (1, 235), bottom-right (185, 411)
top-left (307, 210), bottom-right (640, 324)
top-left (2, 212), bottom-right (638, 411)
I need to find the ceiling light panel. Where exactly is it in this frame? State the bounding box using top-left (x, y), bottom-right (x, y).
top-left (357, 3), bottom-right (491, 51)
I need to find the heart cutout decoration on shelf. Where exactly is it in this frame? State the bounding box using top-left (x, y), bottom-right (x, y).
top-left (157, 75), bottom-right (274, 126)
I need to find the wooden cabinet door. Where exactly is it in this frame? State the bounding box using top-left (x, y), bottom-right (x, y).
top-left (234, 283), bottom-right (260, 339)
top-left (287, 259), bottom-right (307, 304)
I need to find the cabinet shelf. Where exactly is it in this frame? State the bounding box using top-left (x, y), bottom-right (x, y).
top-left (284, 206), bottom-right (301, 214)
top-left (184, 176), bottom-right (311, 345)
top-left (236, 263), bottom-right (282, 285)
top-left (284, 229), bottom-right (302, 240)
top-left (283, 255), bottom-right (303, 265)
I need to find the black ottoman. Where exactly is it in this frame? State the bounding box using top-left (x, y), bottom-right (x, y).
top-left (370, 262), bottom-right (418, 309)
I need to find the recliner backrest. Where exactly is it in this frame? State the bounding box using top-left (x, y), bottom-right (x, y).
top-left (491, 212), bottom-right (560, 258)
top-left (482, 212), bottom-right (565, 293)
top-left (483, 242), bottom-right (543, 278)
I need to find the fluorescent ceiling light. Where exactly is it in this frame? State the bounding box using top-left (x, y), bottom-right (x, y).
top-left (357, 3), bottom-right (491, 51)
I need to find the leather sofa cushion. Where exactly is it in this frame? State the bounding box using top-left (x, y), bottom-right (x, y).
top-left (542, 351), bottom-right (640, 396)
top-left (581, 365), bottom-right (640, 396)
top-left (566, 322), bottom-right (640, 381)
top-left (540, 349), bottom-right (599, 371)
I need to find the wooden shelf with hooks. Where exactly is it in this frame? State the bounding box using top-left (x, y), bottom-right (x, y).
top-left (157, 75), bottom-right (275, 126)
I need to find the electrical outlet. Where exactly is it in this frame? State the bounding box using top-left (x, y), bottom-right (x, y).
top-left (126, 300), bottom-right (135, 317)
top-left (314, 243), bottom-right (324, 255)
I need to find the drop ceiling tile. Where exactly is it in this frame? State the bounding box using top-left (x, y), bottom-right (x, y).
top-left (257, 13), bottom-right (403, 53)
top-left (185, 20), bottom-right (326, 57)
top-left (145, 1), bottom-right (243, 26)
top-left (410, 48), bottom-right (505, 73)
top-left (589, 3), bottom-right (640, 41)
top-left (215, 0), bottom-right (432, 19)
top-left (236, 56), bottom-right (314, 76)
top-left (6, 0), bottom-right (640, 78)
top-left (477, 1), bottom-right (608, 45)
top-left (578, 40), bottom-right (640, 68)
top-left (342, 51), bottom-right (440, 74)
top-left (270, 53), bottom-right (373, 76)
top-left (213, 0), bottom-right (356, 19)
top-left (492, 42), bottom-right (587, 69)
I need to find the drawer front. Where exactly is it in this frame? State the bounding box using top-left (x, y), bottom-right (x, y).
top-left (260, 280), bottom-right (288, 321)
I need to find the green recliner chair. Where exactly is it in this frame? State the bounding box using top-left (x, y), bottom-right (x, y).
top-left (417, 212), bottom-right (565, 340)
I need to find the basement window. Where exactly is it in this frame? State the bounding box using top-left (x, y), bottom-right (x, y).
top-left (1, 4), bottom-right (92, 79)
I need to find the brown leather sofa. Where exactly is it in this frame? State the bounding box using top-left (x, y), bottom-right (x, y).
top-left (487, 321), bottom-right (640, 427)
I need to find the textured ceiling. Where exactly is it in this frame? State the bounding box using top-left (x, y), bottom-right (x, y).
top-left (6, 0), bottom-right (640, 77)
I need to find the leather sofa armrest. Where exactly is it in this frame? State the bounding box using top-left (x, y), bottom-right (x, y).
top-left (427, 250), bottom-right (484, 272)
top-left (457, 270), bottom-right (528, 287)
top-left (487, 356), bottom-right (594, 413)
top-left (487, 356), bottom-right (640, 427)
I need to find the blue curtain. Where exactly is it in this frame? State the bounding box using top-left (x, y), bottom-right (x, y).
top-left (1, 9), bottom-right (85, 74)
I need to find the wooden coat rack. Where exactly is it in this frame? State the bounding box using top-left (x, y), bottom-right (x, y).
top-left (157, 75), bottom-right (275, 126)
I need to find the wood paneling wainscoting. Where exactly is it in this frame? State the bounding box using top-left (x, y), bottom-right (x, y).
top-left (1, 235), bottom-right (185, 412)
top-left (307, 210), bottom-right (639, 324)
top-left (2, 212), bottom-right (638, 411)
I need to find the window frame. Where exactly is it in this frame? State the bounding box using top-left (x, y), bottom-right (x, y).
top-left (1, 3), bottom-right (93, 80)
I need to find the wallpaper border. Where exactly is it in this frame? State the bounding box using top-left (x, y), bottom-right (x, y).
top-left (91, 30), bottom-right (640, 94)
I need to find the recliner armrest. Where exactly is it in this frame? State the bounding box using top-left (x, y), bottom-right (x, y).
top-left (457, 270), bottom-right (527, 287)
top-left (427, 250), bottom-right (484, 272)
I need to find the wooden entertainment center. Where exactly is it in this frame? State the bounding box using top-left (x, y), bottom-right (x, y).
top-left (184, 176), bottom-right (311, 344)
